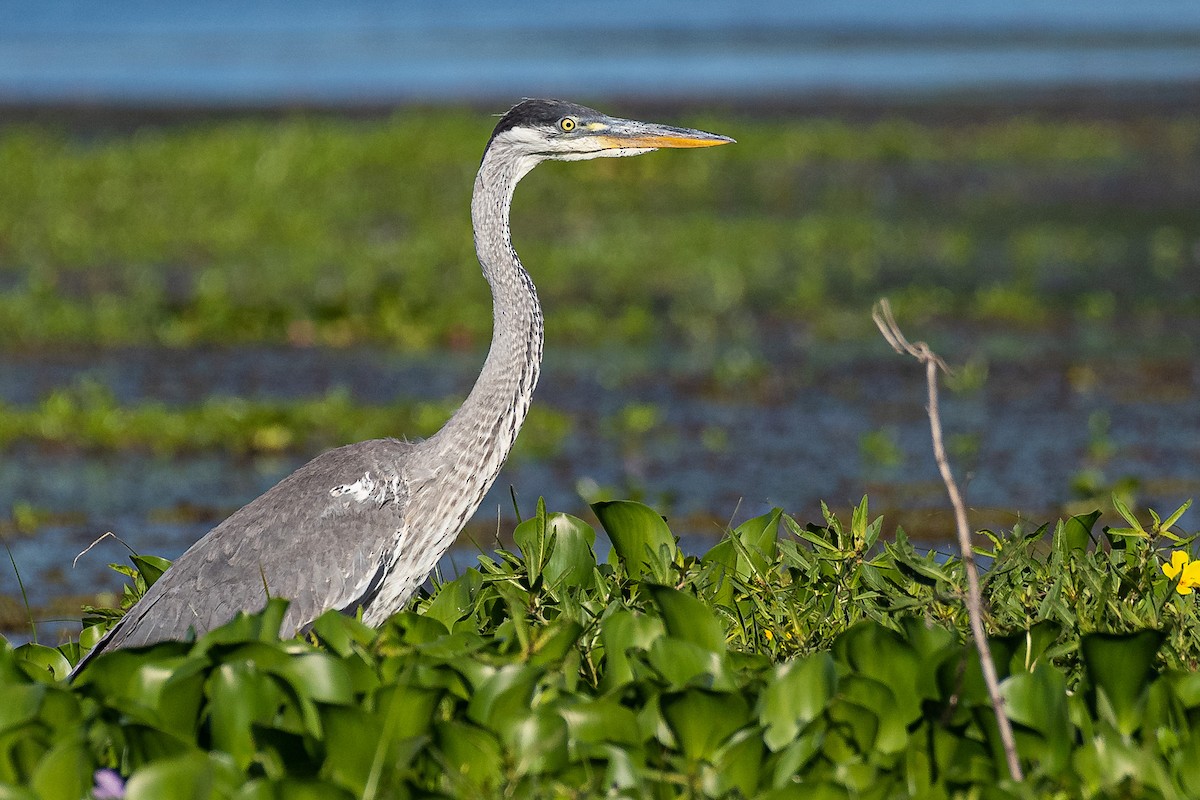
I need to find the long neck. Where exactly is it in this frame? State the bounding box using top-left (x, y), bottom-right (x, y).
top-left (423, 147), bottom-right (544, 493)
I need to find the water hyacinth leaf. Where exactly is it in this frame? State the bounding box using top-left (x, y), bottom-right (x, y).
top-left (28, 739), bottom-right (92, 800)
top-left (838, 675), bottom-right (907, 755)
top-left (269, 653), bottom-right (354, 705)
top-left (1000, 667), bottom-right (1070, 774)
top-left (435, 721), bottom-right (503, 794)
top-left (206, 662), bottom-right (285, 770)
top-left (507, 709), bottom-right (570, 776)
top-left (1082, 630), bottom-right (1165, 735)
top-left (319, 705), bottom-right (417, 796)
top-left (823, 699), bottom-right (878, 761)
top-left (712, 727), bottom-right (766, 798)
top-left (14, 644), bottom-right (71, 682)
top-left (195, 599), bottom-right (290, 651)
top-left (465, 663), bottom-right (539, 736)
top-left (512, 500), bottom-right (550, 585)
top-left (124, 752), bottom-right (239, 800)
top-left (598, 610), bottom-right (665, 691)
top-left (130, 554), bottom-right (172, 588)
top-left (698, 538), bottom-right (738, 607)
top-left (647, 585), bottom-right (725, 653)
top-left (833, 621), bottom-right (922, 722)
top-left (373, 683), bottom-right (443, 740)
top-left (308, 610), bottom-right (376, 657)
top-left (0, 685), bottom-right (43, 733)
top-left (1010, 620), bottom-right (1062, 673)
top-left (592, 500), bottom-right (678, 580)
top-left (759, 652), bottom-right (837, 751)
top-left (560, 699), bottom-right (642, 749)
top-left (660, 689), bottom-right (751, 761)
top-left (647, 637), bottom-right (735, 690)
top-left (234, 778), bottom-right (356, 800)
top-left (733, 508), bottom-right (782, 577)
top-left (528, 619), bottom-right (584, 667)
top-left (422, 569), bottom-right (481, 630)
top-left (541, 512), bottom-right (597, 592)
top-left (1058, 510), bottom-right (1101, 554)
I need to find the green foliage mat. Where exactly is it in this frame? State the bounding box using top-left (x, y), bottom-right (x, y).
top-left (0, 112), bottom-right (1197, 350)
top-left (2, 497), bottom-right (1199, 799)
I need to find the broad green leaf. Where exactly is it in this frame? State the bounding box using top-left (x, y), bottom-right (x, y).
top-left (28, 738), bottom-right (92, 800)
top-left (592, 500), bottom-right (678, 580)
top-left (759, 652), bottom-right (837, 751)
top-left (1059, 510), bottom-right (1101, 553)
top-left (270, 652), bottom-right (354, 705)
top-left (1001, 667), bottom-right (1070, 774)
top-left (698, 538), bottom-right (738, 607)
top-left (435, 721), bottom-right (503, 794)
top-left (660, 689), bottom-right (751, 761)
top-left (647, 638), bottom-right (735, 690)
top-left (131, 554), bottom-right (172, 588)
top-left (422, 569), bottom-right (481, 630)
top-left (833, 621), bottom-right (922, 722)
top-left (598, 610), bottom-right (664, 692)
top-left (465, 664), bottom-right (539, 736)
top-left (206, 662), bottom-right (284, 770)
top-left (14, 644), bottom-right (70, 682)
top-left (734, 508), bottom-right (782, 577)
top-left (560, 699), bottom-right (641, 748)
top-left (125, 752), bottom-right (239, 800)
top-left (647, 585), bottom-right (725, 653)
top-left (711, 727), bottom-right (766, 798)
top-left (541, 513), bottom-right (598, 592)
top-left (1082, 630), bottom-right (1165, 736)
top-left (506, 709), bottom-right (569, 776)
top-left (308, 610), bottom-right (376, 657)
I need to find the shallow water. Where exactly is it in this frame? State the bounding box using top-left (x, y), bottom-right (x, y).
top-left (2, 0), bottom-right (1199, 104)
top-left (1, 328), bottom-right (1197, 638)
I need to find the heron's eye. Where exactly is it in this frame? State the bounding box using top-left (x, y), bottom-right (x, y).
top-left (558, 117), bottom-right (577, 133)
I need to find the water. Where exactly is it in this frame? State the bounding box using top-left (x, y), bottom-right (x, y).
top-left (1, 0), bottom-right (1198, 105)
top-left (1, 334), bottom-right (1197, 639)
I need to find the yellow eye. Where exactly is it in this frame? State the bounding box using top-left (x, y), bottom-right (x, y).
top-left (558, 117), bottom-right (577, 132)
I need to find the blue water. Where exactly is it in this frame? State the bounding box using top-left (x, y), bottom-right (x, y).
top-left (2, 0), bottom-right (1198, 104)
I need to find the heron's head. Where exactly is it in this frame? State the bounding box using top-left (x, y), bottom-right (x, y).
top-left (484, 99), bottom-right (733, 175)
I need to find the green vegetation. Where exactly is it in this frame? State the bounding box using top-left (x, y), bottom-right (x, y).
top-left (2, 495), bottom-right (1198, 798)
top-left (0, 112), bottom-right (1196, 350)
top-left (0, 379), bottom-right (568, 458)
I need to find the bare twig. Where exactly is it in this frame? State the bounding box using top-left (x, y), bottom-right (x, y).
top-left (871, 299), bottom-right (1024, 783)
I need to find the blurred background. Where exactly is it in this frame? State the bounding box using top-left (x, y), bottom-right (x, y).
top-left (1, 0), bottom-right (1198, 637)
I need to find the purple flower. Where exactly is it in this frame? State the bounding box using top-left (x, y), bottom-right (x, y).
top-left (92, 769), bottom-right (126, 800)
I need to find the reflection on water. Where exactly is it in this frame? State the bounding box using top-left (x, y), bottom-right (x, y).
top-left (1, 332), bottom-right (1197, 637)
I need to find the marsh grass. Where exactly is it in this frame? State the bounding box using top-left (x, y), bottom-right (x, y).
top-left (0, 112), bottom-right (1196, 350)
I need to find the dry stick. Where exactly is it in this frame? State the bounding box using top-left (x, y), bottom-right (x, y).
top-left (871, 299), bottom-right (1024, 783)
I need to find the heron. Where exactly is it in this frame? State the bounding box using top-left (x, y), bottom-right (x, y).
top-left (72, 99), bottom-right (732, 673)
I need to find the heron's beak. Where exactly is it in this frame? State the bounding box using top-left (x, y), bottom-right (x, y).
top-left (591, 118), bottom-right (735, 150)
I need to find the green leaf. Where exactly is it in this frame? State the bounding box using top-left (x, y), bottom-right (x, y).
top-left (733, 508), bottom-right (782, 577)
top-left (421, 570), bottom-right (481, 630)
top-left (592, 500), bottom-right (678, 581)
top-left (28, 739), bottom-right (93, 800)
top-left (647, 585), bottom-right (725, 653)
top-left (1000, 667), bottom-right (1070, 774)
top-left (598, 610), bottom-right (664, 692)
top-left (541, 513), bottom-right (597, 592)
top-left (759, 652), bottom-right (837, 751)
top-left (1081, 630), bottom-right (1165, 736)
top-left (660, 689), bottom-right (751, 761)
top-left (14, 644), bottom-right (70, 682)
top-left (1059, 510), bottom-right (1101, 553)
top-left (125, 752), bottom-right (240, 800)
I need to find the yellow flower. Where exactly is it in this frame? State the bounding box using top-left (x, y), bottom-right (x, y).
top-left (1163, 551), bottom-right (1200, 595)
top-left (764, 629), bottom-right (774, 642)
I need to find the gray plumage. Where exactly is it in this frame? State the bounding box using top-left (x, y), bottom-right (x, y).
top-left (73, 99), bottom-right (732, 673)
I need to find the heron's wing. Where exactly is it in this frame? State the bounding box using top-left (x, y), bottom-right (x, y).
top-left (92, 438), bottom-right (419, 654)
